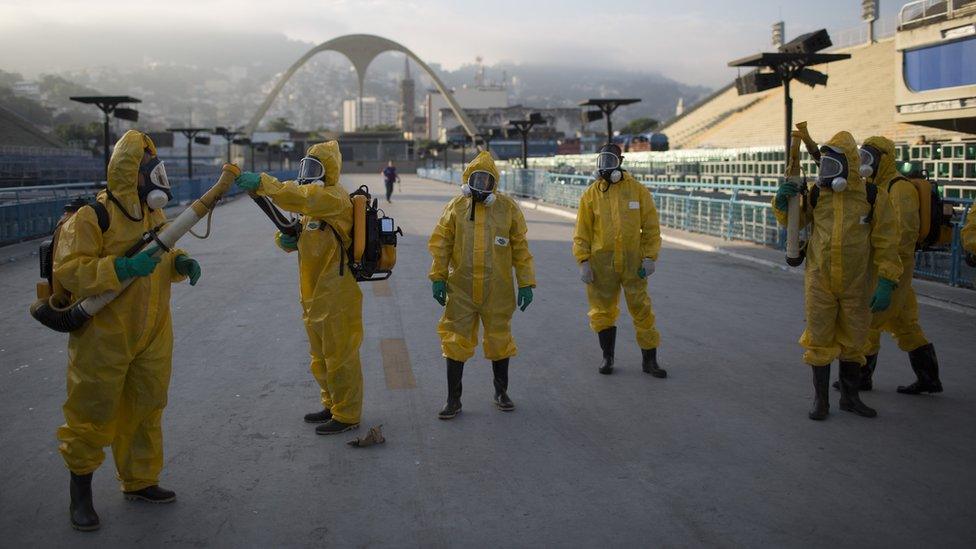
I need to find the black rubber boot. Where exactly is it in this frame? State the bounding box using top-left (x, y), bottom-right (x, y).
top-left (315, 419), bottom-right (359, 435)
top-left (123, 485), bottom-right (176, 503)
top-left (438, 358), bottom-right (464, 419)
top-left (838, 361), bottom-right (877, 418)
top-left (597, 327), bottom-right (616, 375)
top-left (832, 353), bottom-right (876, 391)
top-left (641, 348), bottom-right (667, 378)
top-left (492, 358), bottom-right (515, 411)
top-left (69, 472), bottom-right (99, 531)
top-left (303, 409), bottom-right (333, 424)
top-left (809, 364), bottom-right (830, 421)
top-left (898, 343), bottom-right (943, 395)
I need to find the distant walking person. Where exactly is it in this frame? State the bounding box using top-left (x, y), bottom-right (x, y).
top-left (382, 160), bottom-right (400, 203)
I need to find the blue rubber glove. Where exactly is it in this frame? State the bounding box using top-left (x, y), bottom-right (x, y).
top-left (774, 181), bottom-right (800, 211)
top-left (870, 278), bottom-right (897, 313)
top-left (517, 286), bottom-right (533, 311)
top-left (276, 232), bottom-right (298, 252)
top-left (638, 258), bottom-right (656, 279)
top-left (432, 280), bottom-right (447, 306)
top-left (114, 250), bottom-right (160, 281)
top-left (174, 255), bottom-right (202, 286)
top-left (235, 172), bottom-right (261, 191)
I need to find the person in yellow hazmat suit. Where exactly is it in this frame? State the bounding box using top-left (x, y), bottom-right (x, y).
top-left (235, 141), bottom-right (363, 436)
top-left (572, 143), bottom-right (666, 378)
top-left (428, 150), bottom-right (536, 419)
top-left (836, 136), bottom-right (942, 394)
top-left (773, 131), bottom-right (902, 421)
top-left (55, 130), bottom-right (202, 531)
top-left (963, 205), bottom-right (976, 264)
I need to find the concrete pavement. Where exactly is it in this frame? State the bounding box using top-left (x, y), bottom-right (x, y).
top-left (1, 174), bottom-right (974, 547)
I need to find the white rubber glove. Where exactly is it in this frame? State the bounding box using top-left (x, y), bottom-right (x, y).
top-left (639, 258), bottom-right (656, 278)
top-left (579, 261), bottom-right (594, 284)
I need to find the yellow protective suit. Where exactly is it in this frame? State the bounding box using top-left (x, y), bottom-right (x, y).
top-left (55, 130), bottom-right (188, 491)
top-left (862, 136), bottom-right (928, 355)
top-left (428, 151), bottom-right (536, 362)
top-left (772, 131), bottom-right (902, 366)
top-left (572, 171), bottom-right (662, 349)
top-left (256, 141), bottom-right (363, 424)
top-left (963, 205), bottom-right (976, 255)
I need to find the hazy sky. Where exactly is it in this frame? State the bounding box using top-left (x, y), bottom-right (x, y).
top-left (0, 0), bottom-right (905, 86)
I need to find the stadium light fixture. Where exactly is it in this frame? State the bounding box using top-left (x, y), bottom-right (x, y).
top-left (579, 98), bottom-right (641, 143)
top-left (69, 95), bottom-right (141, 181)
top-left (729, 29), bottom-right (850, 156)
top-left (213, 127), bottom-right (243, 163)
top-left (508, 112), bottom-right (545, 169)
top-left (166, 127), bottom-right (209, 180)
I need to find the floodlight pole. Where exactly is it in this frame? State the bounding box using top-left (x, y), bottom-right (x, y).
top-left (167, 128), bottom-right (208, 180)
top-left (70, 96), bottom-right (141, 182)
top-left (509, 120), bottom-right (538, 169)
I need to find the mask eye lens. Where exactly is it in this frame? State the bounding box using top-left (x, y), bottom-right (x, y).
top-left (149, 161), bottom-right (169, 189)
top-left (467, 171), bottom-right (495, 192)
top-left (297, 157), bottom-right (325, 182)
top-left (597, 152), bottom-right (620, 170)
top-left (819, 154), bottom-right (845, 181)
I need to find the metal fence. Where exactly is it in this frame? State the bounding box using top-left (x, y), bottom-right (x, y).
top-left (0, 171), bottom-right (291, 245)
top-left (417, 168), bottom-right (975, 288)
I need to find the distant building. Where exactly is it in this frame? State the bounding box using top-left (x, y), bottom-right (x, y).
top-left (425, 85), bottom-right (508, 140)
top-left (11, 81), bottom-right (40, 101)
top-left (343, 97), bottom-right (399, 132)
top-left (440, 105), bottom-right (582, 143)
top-left (398, 58), bottom-right (416, 134)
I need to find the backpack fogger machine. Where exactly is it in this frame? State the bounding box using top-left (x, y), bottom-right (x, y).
top-left (30, 164), bottom-right (242, 332)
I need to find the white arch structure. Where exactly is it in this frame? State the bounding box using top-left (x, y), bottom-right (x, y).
top-left (245, 33), bottom-right (477, 140)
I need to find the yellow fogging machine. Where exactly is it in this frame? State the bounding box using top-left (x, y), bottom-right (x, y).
top-left (30, 164), bottom-right (241, 332)
top-left (784, 121), bottom-right (820, 267)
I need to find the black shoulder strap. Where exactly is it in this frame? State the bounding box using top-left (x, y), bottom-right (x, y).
top-left (887, 176), bottom-right (909, 194)
top-left (808, 185), bottom-right (819, 210)
top-left (88, 201), bottom-right (110, 233)
top-left (864, 183), bottom-right (878, 223)
top-left (325, 223), bottom-right (347, 276)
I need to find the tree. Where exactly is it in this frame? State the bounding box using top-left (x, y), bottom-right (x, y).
top-left (267, 117), bottom-right (295, 132)
top-left (621, 117), bottom-right (660, 135)
top-left (0, 69), bottom-right (23, 88)
top-left (54, 121), bottom-right (102, 151)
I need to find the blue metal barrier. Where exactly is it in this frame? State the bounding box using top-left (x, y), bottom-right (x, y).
top-left (417, 168), bottom-right (974, 288)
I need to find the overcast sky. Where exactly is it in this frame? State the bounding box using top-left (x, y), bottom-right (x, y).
top-left (0, 0), bottom-right (905, 87)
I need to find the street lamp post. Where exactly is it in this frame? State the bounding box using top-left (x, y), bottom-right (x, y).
top-left (69, 96), bottom-right (141, 181)
top-left (166, 127), bottom-right (209, 180)
top-left (728, 29), bottom-right (850, 156)
top-left (214, 127), bottom-right (242, 164)
top-left (233, 137), bottom-right (255, 171)
top-left (508, 112), bottom-right (545, 169)
top-left (579, 99), bottom-right (641, 144)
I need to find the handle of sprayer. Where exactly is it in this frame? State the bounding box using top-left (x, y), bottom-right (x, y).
top-left (785, 130), bottom-right (805, 267)
top-left (795, 122), bottom-right (820, 164)
top-left (249, 192), bottom-right (300, 238)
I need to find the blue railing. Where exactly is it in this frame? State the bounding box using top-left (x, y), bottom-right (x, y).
top-left (0, 171), bottom-right (291, 245)
top-left (417, 168), bottom-right (975, 288)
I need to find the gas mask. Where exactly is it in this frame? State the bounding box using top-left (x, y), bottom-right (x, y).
top-left (817, 146), bottom-right (849, 193)
top-left (138, 156), bottom-right (172, 210)
top-left (461, 170), bottom-right (497, 206)
top-left (594, 145), bottom-right (623, 184)
top-left (858, 144), bottom-right (882, 180)
top-left (296, 156), bottom-right (325, 184)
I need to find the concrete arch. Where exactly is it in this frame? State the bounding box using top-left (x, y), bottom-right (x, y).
top-left (245, 33), bottom-right (478, 141)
